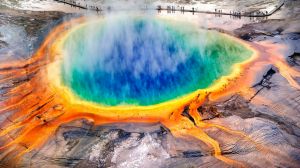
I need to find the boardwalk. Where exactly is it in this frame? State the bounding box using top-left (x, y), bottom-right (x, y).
top-left (54, 0), bottom-right (285, 17)
top-left (156, 0), bottom-right (284, 17)
top-left (54, 0), bottom-right (87, 9)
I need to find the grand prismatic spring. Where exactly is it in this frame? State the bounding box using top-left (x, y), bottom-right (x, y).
top-left (0, 0), bottom-right (300, 167)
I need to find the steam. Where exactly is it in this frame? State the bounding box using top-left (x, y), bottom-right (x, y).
top-left (63, 15), bottom-right (193, 79)
top-left (68, 0), bottom-right (157, 13)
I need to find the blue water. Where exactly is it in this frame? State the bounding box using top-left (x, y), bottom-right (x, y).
top-left (61, 16), bottom-right (252, 106)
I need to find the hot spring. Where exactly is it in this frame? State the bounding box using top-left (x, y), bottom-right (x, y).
top-left (61, 15), bottom-right (252, 106)
top-left (0, 15), bottom-right (265, 166)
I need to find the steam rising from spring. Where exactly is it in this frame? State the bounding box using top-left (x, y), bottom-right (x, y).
top-left (61, 15), bottom-right (252, 106)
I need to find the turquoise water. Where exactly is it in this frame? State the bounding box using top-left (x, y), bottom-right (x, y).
top-left (61, 16), bottom-right (252, 106)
